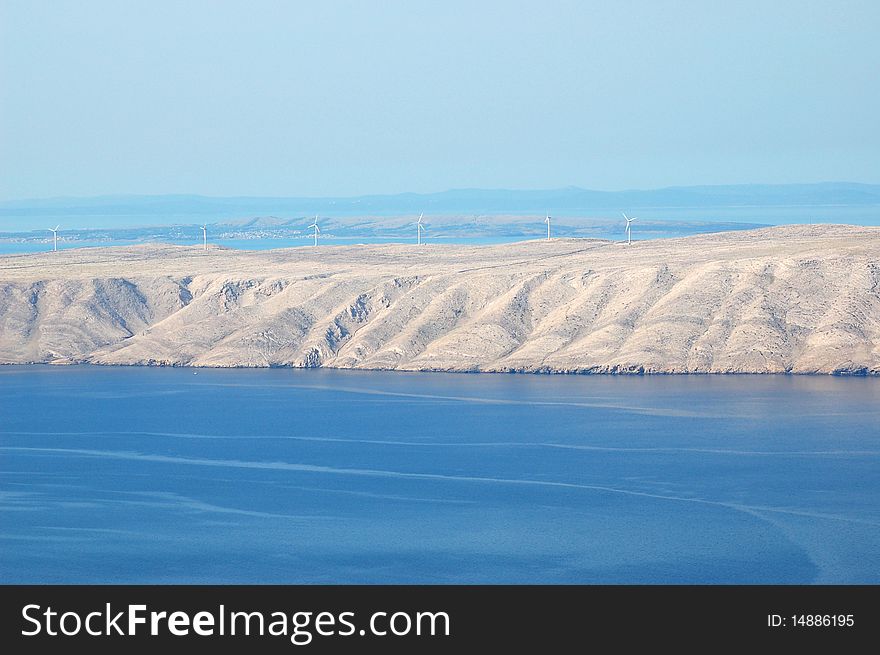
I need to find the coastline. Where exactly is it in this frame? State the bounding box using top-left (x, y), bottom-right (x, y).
top-left (2, 225), bottom-right (879, 375)
top-left (2, 360), bottom-right (878, 376)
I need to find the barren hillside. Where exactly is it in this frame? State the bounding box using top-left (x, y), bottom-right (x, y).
top-left (1, 225), bottom-right (878, 374)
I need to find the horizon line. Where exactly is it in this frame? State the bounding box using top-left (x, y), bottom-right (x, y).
top-left (2, 180), bottom-right (879, 206)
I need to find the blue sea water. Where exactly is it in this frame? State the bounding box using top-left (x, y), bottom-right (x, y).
top-left (2, 204), bottom-right (878, 254)
top-left (1, 366), bottom-right (878, 584)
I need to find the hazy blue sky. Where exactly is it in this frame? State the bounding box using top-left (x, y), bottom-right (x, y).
top-left (1, 0), bottom-right (878, 201)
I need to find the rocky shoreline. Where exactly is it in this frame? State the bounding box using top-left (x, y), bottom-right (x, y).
top-left (2, 225), bottom-right (878, 375)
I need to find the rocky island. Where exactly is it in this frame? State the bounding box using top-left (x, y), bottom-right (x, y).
top-left (1, 225), bottom-right (878, 374)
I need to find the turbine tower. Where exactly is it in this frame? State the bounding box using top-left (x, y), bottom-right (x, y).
top-left (545, 213), bottom-right (551, 240)
top-left (201, 224), bottom-right (207, 251)
top-left (310, 215), bottom-right (320, 246)
top-left (417, 212), bottom-right (425, 245)
top-left (622, 213), bottom-right (638, 245)
top-left (48, 225), bottom-right (60, 252)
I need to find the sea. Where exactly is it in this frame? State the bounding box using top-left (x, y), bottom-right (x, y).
top-left (1, 366), bottom-right (877, 584)
top-left (1, 204), bottom-right (878, 254)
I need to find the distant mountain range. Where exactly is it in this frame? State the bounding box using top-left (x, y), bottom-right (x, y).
top-left (3, 182), bottom-right (879, 216)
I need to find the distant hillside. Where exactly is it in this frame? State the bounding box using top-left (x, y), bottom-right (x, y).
top-left (1, 225), bottom-right (878, 375)
top-left (3, 182), bottom-right (879, 219)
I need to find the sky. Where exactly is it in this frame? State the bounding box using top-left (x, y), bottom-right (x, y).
top-left (1, 0), bottom-right (878, 202)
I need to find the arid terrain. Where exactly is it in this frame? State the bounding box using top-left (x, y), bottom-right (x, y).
top-left (1, 225), bottom-right (878, 374)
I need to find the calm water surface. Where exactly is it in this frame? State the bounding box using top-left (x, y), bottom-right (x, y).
top-left (2, 204), bottom-right (878, 254)
top-left (1, 366), bottom-right (878, 583)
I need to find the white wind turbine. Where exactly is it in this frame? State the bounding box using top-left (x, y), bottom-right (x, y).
top-left (545, 212), bottom-right (551, 240)
top-left (417, 212), bottom-right (426, 245)
top-left (201, 224), bottom-right (207, 251)
top-left (623, 212), bottom-right (637, 245)
top-left (48, 225), bottom-right (60, 252)
top-left (309, 215), bottom-right (320, 246)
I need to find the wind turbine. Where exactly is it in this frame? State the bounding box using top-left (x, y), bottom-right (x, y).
top-left (545, 213), bottom-right (551, 240)
top-left (622, 213), bottom-right (637, 245)
top-left (417, 212), bottom-right (426, 245)
top-left (48, 225), bottom-right (60, 252)
top-left (201, 224), bottom-right (207, 251)
top-left (310, 215), bottom-right (320, 246)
